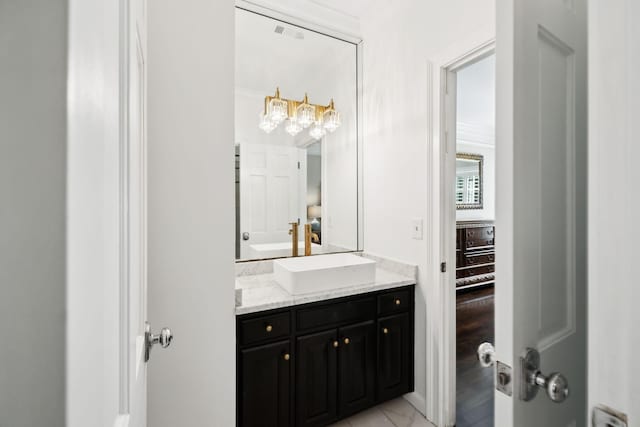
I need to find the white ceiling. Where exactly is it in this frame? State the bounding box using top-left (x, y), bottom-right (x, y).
top-left (235, 8), bottom-right (356, 101)
top-left (307, 0), bottom-right (374, 19)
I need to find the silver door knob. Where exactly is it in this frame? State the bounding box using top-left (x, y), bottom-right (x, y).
top-left (521, 348), bottom-right (569, 403)
top-left (477, 342), bottom-right (495, 367)
top-left (533, 371), bottom-right (569, 403)
top-left (145, 322), bottom-right (173, 362)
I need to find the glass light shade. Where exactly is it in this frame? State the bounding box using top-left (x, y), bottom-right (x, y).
top-left (258, 113), bottom-right (276, 133)
top-left (309, 121), bottom-right (326, 141)
top-left (268, 98), bottom-right (288, 124)
top-left (307, 205), bottom-right (322, 219)
top-left (296, 103), bottom-right (316, 128)
top-left (323, 109), bottom-right (341, 133)
top-left (285, 118), bottom-right (302, 136)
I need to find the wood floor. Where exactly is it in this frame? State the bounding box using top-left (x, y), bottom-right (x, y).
top-left (456, 286), bottom-right (495, 427)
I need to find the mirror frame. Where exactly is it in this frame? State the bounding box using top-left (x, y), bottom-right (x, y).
top-left (234, 4), bottom-right (364, 262)
top-left (455, 152), bottom-right (484, 210)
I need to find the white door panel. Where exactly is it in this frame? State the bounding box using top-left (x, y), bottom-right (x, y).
top-left (496, 0), bottom-right (586, 425)
top-left (240, 144), bottom-right (301, 258)
top-left (128, 0), bottom-right (148, 425)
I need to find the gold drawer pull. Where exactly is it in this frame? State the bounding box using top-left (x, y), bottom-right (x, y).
top-left (333, 340), bottom-right (339, 348)
top-left (383, 328), bottom-right (389, 334)
top-left (265, 325), bottom-right (273, 333)
top-left (344, 338), bottom-right (350, 345)
top-left (395, 299), bottom-right (401, 306)
top-left (283, 353), bottom-right (290, 361)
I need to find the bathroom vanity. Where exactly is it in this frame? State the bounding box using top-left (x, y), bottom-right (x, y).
top-left (236, 281), bottom-right (415, 427)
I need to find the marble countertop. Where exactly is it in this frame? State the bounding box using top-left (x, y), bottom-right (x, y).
top-left (235, 267), bottom-right (415, 315)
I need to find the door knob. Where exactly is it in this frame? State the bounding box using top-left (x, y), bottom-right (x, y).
top-left (242, 232), bottom-right (250, 241)
top-left (145, 322), bottom-right (173, 362)
top-left (477, 342), bottom-right (495, 367)
top-left (521, 348), bottom-right (569, 403)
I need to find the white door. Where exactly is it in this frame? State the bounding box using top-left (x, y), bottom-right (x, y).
top-left (239, 143), bottom-right (301, 258)
top-left (128, 0), bottom-right (149, 425)
top-left (495, 0), bottom-right (587, 425)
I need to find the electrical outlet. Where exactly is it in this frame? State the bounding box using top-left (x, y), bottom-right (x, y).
top-left (412, 218), bottom-right (423, 240)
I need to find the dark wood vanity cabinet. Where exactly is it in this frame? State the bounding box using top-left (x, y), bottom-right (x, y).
top-left (296, 329), bottom-right (338, 426)
top-left (239, 340), bottom-right (292, 427)
top-left (236, 285), bottom-right (415, 427)
top-left (378, 313), bottom-right (411, 402)
top-left (456, 221), bottom-right (496, 290)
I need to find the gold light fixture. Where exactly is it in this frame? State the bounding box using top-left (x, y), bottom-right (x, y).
top-left (259, 88), bottom-right (341, 140)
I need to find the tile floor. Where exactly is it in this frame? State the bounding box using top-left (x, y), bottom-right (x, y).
top-left (329, 398), bottom-right (435, 427)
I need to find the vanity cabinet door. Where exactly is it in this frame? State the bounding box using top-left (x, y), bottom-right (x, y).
top-left (296, 329), bottom-right (338, 427)
top-left (338, 320), bottom-right (376, 418)
top-left (378, 313), bottom-right (411, 401)
top-left (239, 340), bottom-right (291, 427)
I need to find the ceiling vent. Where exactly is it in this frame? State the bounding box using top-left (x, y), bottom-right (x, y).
top-left (274, 25), bottom-right (304, 40)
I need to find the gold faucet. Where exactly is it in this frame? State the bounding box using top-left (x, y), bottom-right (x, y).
top-left (288, 221), bottom-right (299, 257)
top-left (304, 224), bottom-right (320, 256)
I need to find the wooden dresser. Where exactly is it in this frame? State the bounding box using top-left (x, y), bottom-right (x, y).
top-left (456, 221), bottom-right (495, 291)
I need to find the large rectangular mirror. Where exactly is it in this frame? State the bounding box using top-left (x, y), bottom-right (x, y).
top-left (235, 8), bottom-right (360, 261)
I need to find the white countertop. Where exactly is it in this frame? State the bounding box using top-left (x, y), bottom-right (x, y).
top-left (235, 267), bottom-right (415, 315)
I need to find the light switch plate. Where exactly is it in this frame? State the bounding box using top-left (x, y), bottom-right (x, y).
top-left (593, 406), bottom-right (627, 427)
top-left (411, 218), bottom-right (423, 240)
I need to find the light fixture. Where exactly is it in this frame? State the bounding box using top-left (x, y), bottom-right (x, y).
top-left (258, 112), bottom-right (276, 133)
top-left (258, 88), bottom-right (341, 139)
top-left (322, 99), bottom-right (341, 133)
top-left (296, 94), bottom-right (316, 129)
top-left (285, 118), bottom-right (302, 136)
top-left (309, 121), bottom-right (326, 141)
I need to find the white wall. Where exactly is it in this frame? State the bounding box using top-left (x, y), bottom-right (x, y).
top-left (148, 0), bottom-right (236, 426)
top-left (0, 2), bottom-right (67, 426)
top-left (360, 0), bottom-right (495, 423)
top-left (66, 0), bottom-right (124, 425)
top-left (588, 0), bottom-right (640, 423)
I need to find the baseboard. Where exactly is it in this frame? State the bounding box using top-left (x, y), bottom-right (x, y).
top-left (403, 392), bottom-right (427, 418)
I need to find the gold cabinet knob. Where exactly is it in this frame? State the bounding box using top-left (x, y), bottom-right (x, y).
top-left (383, 328), bottom-right (389, 334)
top-left (344, 338), bottom-right (350, 345)
top-left (333, 340), bottom-right (339, 348)
top-left (265, 325), bottom-right (273, 333)
top-left (395, 299), bottom-right (401, 306)
top-left (283, 353), bottom-right (290, 361)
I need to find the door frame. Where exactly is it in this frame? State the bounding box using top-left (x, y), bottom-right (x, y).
top-left (434, 39), bottom-right (496, 427)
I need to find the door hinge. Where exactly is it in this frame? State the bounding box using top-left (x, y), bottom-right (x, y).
top-left (297, 161), bottom-right (301, 169)
top-left (440, 262), bottom-right (447, 273)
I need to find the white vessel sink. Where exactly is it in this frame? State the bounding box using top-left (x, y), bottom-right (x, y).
top-left (273, 253), bottom-right (376, 295)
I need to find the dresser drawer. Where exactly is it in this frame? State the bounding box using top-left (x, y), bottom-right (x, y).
top-left (239, 312), bottom-right (290, 346)
top-left (377, 289), bottom-right (410, 315)
top-left (456, 264), bottom-right (495, 279)
top-left (465, 227), bottom-right (495, 249)
top-left (296, 297), bottom-right (376, 332)
top-left (464, 251), bottom-right (495, 266)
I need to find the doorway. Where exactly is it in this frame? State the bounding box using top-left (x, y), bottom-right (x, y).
top-left (443, 47), bottom-right (496, 427)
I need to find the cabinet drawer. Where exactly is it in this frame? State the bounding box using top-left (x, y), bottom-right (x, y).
top-left (239, 312), bottom-right (290, 346)
top-left (296, 297), bottom-right (375, 332)
top-left (465, 226), bottom-right (495, 249)
top-left (377, 290), bottom-right (410, 316)
top-left (464, 251), bottom-right (495, 266)
top-left (456, 264), bottom-right (495, 279)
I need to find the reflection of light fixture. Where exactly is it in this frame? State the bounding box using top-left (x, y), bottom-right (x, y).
top-left (258, 88), bottom-right (341, 139)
